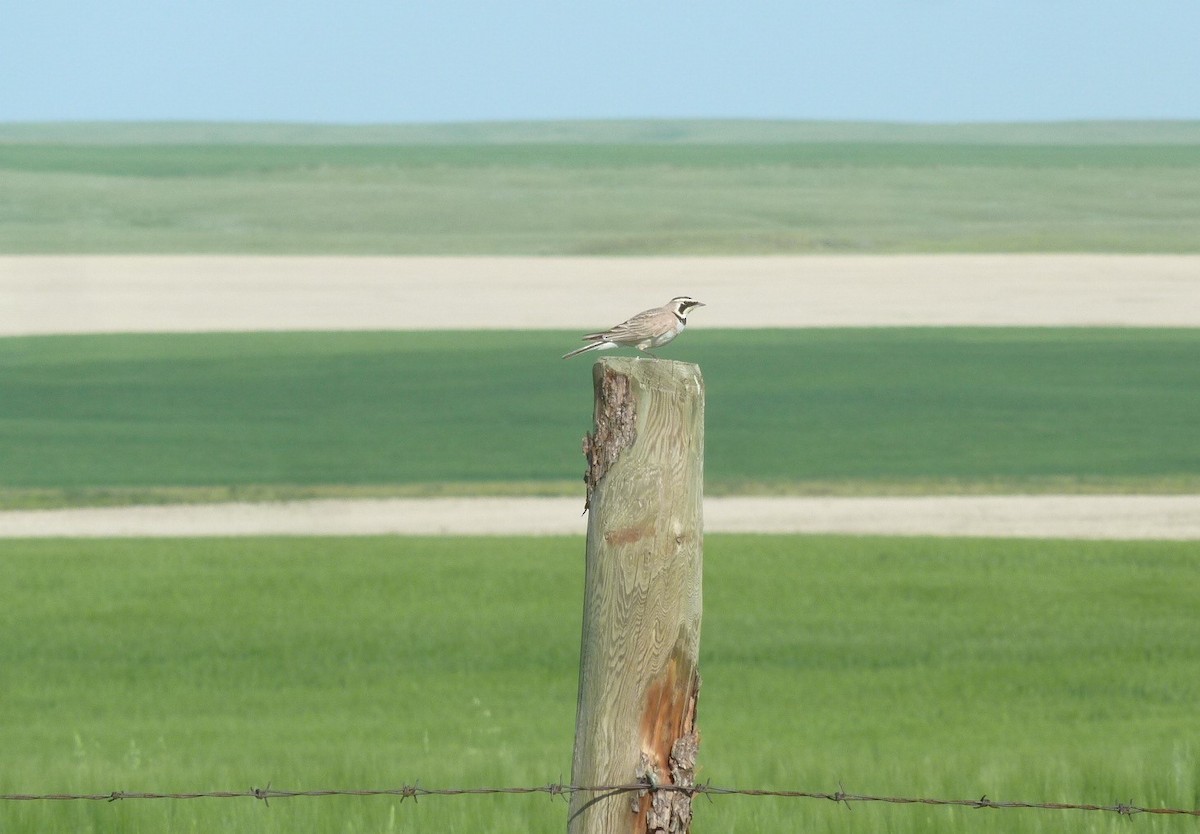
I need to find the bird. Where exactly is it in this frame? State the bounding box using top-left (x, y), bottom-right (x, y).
top-left (562, 296), bottom-right (705, 359)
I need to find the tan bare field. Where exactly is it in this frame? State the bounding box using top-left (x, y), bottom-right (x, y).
top-left (2, 254), bottom-right (1199, 334)
top-left (2, 496), bottom-right (1199, 540)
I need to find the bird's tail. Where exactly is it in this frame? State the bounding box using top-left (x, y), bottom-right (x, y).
top-left (562, 340), bottom-right (615, 360)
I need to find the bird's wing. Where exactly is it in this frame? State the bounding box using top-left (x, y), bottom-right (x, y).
top-left (598, 307), bottom-right (664, 341)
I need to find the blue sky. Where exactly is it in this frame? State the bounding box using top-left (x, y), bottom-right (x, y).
top-left (3, 0), bottom-right (1198, 124)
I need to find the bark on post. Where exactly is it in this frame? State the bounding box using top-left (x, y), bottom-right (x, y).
top-left (568, 357), bottom-right (704, 834)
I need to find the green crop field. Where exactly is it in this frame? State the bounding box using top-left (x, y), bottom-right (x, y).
top-left (1, 534), bottom-right (1197, 833)
top-left (2, 328), bottom-right (1199, 508)
top-left (2, 120), bottom-right (1198, 254)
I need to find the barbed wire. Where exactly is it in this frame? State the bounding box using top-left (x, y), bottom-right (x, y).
top-left (3, 782), bottom-right (1198, 817)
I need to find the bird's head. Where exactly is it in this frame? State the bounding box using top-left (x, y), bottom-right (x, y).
top-left (670, 296), bottom-right (705, 321)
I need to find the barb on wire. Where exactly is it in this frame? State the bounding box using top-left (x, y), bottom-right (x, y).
top-left (3, 783), bottom-right (1199, 818)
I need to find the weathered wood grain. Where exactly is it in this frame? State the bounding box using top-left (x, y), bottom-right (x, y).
top-left (568, 357), bottom-right (704, 834)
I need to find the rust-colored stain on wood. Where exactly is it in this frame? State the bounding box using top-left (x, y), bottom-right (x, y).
top-left (604, 523), bottom-right (653, 547)
top-left (634, 643), bottom-right (700, 833)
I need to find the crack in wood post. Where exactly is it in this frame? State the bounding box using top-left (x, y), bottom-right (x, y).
top-left (581, 364), bottom-right (638, 511)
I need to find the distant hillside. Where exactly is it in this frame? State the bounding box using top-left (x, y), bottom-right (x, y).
top-left (2, 119), bottom-right (1199, 145)
top-left (3, 120), bottom-right (1197, 254)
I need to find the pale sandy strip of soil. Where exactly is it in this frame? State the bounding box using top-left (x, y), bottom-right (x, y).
top-left (2, 255), bottom-right (1199, 335)
top-left (2, 496), bottom-right (1199, 539)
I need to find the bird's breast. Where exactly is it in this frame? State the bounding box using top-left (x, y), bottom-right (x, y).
top-left (643, 318), bottom-right (686, 348)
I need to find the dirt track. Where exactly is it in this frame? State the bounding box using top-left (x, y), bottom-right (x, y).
top-left (2, 496), bottom-right (1198, 539)
top-left (3, 254), bottom-right (1197, 539)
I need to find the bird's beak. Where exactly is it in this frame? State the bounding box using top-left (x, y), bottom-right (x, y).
top-left (694, 301), bottom-right (706, 308)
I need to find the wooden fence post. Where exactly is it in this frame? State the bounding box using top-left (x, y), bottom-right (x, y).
top-left (568, 356), bottom-right (705, 834)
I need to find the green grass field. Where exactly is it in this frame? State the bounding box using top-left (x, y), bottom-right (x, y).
top-left (2, 328), bottom-right (1199, 508)
top-left (2, 120), bottom-right (1198, 254)
top-left (1, 534), bottom-right (1197, 833)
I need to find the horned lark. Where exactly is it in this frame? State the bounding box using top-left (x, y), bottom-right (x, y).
top-left (562, 296), bottom-right (705, 359)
